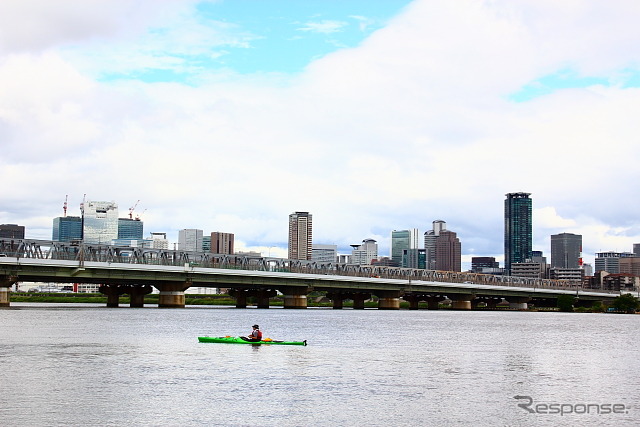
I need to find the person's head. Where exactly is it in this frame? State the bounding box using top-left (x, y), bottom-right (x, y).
top-left (252, 324), bottom-right (259, 329)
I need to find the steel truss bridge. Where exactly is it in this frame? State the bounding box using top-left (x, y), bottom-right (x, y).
top-left (0, 238), bottom-right (616, 309)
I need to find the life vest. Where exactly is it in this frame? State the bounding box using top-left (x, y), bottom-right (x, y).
top-left (255, 330), bottom-right (263, 340)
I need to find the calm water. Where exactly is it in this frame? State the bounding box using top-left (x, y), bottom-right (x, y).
top-left (0, 303), bottom-right (638, 426)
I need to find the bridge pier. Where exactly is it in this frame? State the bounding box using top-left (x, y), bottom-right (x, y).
top-left (0, 276), bottom-right (17, 307)
top-left (280, 286), bottom-right (309, 309)
top-left (229, 289), bottom-right (248, 308)
top-left (506, 296), bottom-right (530, 310)
top-left (99, 284), bottom-right (127, 308)
top-left (127, 284), bottom-right (153, 308)
top-left (349, 292), bottom-right (371, 309)
top-left (402, 294), bottom-right (421, 310)
top-left (449, 293), bottom-right (474, 310)
top-left (156, 282), bottom-right (190, 308)
top-left (376, 290), bottom-right (401, 310)
top-left (426, 296), bottom-right (444, 310)
top-left (326, 291), bottom-right (345, 309)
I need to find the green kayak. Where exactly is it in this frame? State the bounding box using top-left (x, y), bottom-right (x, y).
top-left (198, 336), bottom-right (307, 346)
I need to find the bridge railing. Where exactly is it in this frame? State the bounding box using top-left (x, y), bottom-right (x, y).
top-left (0, 238), bottom-right (606, 293)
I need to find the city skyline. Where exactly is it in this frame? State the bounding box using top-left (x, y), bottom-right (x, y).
top-left (1, 1), bottom-right (639, 269)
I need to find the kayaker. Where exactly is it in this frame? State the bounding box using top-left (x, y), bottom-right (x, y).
top-left (245, 324), bottom-right (262, 342)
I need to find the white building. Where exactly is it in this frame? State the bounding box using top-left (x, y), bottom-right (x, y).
top-left (150, 232), bottom-right (169, 249)
top-left (351, 239), bottom-right (378, 265)
top-left (82, 201), bottom-right (118, 244)
top-left (178, 229), bottom-right (203, 252)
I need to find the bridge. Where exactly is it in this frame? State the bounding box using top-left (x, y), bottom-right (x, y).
top-left (0, 238), bottom-right (617, 310)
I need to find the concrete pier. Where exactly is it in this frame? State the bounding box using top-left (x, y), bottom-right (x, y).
top-left (376, 290), bottom-right (401, 310)
top-left (127, 284), bottom-right (153, 308)
top-left (506, 296), bottom-right (530, 310)
top-left (281, 286), bottom-right (309, 309)
top-left (156, 282), bottom-right (190, 308)
top-left (0, 276), bottom-right (17, 307)
top-left (449, 293), bottom-right (474, 310)
top-left (99, 284), bottom-right (126, 308)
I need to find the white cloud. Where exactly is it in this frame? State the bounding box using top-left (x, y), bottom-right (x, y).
top-left (297, 20), bottom-right (348, 34)
top-left (1, 0), bottom-right (639, 268)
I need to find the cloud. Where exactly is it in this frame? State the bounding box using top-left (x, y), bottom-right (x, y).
top-left (1, 0), bottom-right (639, 269)
top-left (297, 20), bottom-right (348, 34)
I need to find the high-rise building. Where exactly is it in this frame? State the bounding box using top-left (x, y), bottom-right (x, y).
top-left (202, 236), bottom-right (211, 252)
top-left (633, 243), bottom-right (640, 257)
top-left (424, 220), bottom-right (446, 269)
top-left (435, 230), bottom-right (461, 272)
top-left (350, 239), bottom-right (378, 265)
top-left (211, 232), bottom-right (234, 254)
top-left (504, 192), bottom-right (532, 275)
top-left (594, 251), bottom-right (634, 273)
top-left (288, 211), bottom-right (312, 260)
top-left (550, 233), bottom-right (582, 268)
top-left (312, 244), bottom-right (337, 263)
top-left (118, 218), bottom-right (144, 240)
top-left (0, 224), bottom-right (25, 239)
top-left (82, 201), bottom-right (119, 244)
top-left (52, 217), bottom-right (82, 242)
top-left (391, 229), bottom-right (418, 266)
top-left (178, 229), bottom-right (203, 252)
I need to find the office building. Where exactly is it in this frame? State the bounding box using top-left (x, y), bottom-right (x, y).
top-left (82, 201), bottom-right (119, 244)
top-left (618, 257), bottom-right (640, 276)
top-left (391, 229), bottom-right (418, 266)
top-left (402, 248), bottom-right (426, 269)
top-left (550, 233), bottom-right (582, 268)
top-left (595, 251), bottom-right (634, 274)
top-left (118, 218), bottom-right (144, 240)
top-left (312, 244), bottom-right (338, 263)
top-left (178, 229), bottom-right (203, 252)
top-left (504, 192), bottom-right (532, 275)
top-left (435, 230), bottom-right (461, 272)
top-left (0, 224), bottom-right (25, 239)
top-left (424, 220), bottom-right (446, 270)
top-left (149, 232), bottom-right (169, 249)
top-left (634, 243), bottom-right (640, 257)
top-left (350, 239), bottom-right (378, 265)
top-left (471, 257), bottom-right (499, 272)
top-left (52, 217), bottom-right (82, 242)
top-left (202, 236), bottom-right (211, 252)
top-left (288, 211), bottom-right (312, 260)
top-left (211, 232), bottom-right (234, 254)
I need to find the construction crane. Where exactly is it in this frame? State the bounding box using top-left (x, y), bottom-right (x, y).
top-left (63, 195), bottom-right (68, 217)
top-left (129, 200), bottom-right (140, 219)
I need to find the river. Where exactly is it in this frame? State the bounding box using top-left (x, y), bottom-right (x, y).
top-left (0, 303), bottom-right (638, 426)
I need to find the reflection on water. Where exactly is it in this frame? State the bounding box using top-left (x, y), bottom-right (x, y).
top-left (0, 304), bottom-right (638, 426)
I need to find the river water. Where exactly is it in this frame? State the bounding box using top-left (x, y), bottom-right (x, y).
top-left (0, 303), bottom-right (638, 426)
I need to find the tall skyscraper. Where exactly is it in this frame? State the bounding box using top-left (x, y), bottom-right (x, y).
top-left (550, 233), bottom-right (582, 268)
top-left (178, 229), bottom-right (203, 252)
top-left (435, 230), bottom-right (461, 272)
top-left (211, 232), bottom-right (235, 254)
top-left (504, 192), bottom-right (532, 275)
top-left (52, 217), bottom-right (82, 242)
top-left (391, 229), bottom-right (418, 266)
top-left (424, 220), bottom-right (446, 270)
top-left (288, 211), bottom-right (312, 260)
top-left (82, 201), bottom-right (119, 244)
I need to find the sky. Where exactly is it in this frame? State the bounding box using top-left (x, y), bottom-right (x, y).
top-left (1, 0), bottom-right (639, 267)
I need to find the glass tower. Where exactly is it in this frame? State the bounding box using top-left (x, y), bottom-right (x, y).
top-left (82, 201), bottom-right (119, 244)
top-left (504, 192), bottom-right (532, 275)
top-left (52, 216), bottom-right (82, 242)
top-left (550, 233), bottom-right (582, 268)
